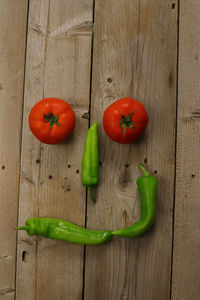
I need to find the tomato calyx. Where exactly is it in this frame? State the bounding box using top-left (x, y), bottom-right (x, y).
top-left (119, 111), bottom-right (135, 136)
top-left (43, 112), bottom-right (62, 129)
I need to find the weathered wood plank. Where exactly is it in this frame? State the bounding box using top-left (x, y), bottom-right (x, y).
top-left (172, 1), bottom-right (200, 299)
top-left (0, 0), bottom-right (28, 299)
top-left (84, 0), bottom-right (178, 299)
top-left (16, 1), bottom-right (93, 299)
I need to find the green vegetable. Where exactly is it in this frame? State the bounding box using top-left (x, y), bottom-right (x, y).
top-left (81, 122), bottom-right (99, 203)
top-left (17, 164), bottom-right (157, 245)
top-left (112, 163), bottom-right (157, 237)
top-left (17, 217), bottom-right (112, 245)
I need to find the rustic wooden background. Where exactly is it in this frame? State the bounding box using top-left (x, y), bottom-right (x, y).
top-left (0, 0), bottom-right (199, 299)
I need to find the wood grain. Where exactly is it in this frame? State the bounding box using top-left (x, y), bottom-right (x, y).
top-left (84, 0), bottom-right (178, 299)
top-left (172, 1), bottom-right (200, 299)
top-left (16, 1), bottom-right (93, 299)
top-left (0, 1), bottom-right (28, 299)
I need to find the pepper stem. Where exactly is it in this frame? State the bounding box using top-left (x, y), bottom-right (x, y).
top-left (43, 112), bottom-right (62, 128)
top-left (88, 186), bottom-right (96, 203)
top-left (138, 163), bottom-right (149, 176)
top-left (17, 225), bottom-right (29, 231)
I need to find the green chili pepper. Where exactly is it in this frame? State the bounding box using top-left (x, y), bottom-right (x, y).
top-left (81, 122), bottom-right (99, 203)
top-left (17, 217), bottom-right (112, 245)
top-left (17, 164), bottom-right (157, 244)
top-left (112, 163), bottom-right (157, 237)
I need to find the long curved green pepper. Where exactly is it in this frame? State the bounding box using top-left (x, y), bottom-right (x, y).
top-left (81, 123), bottom-right (99, 203)
top-left (17, 217), bottom-right (112, 245)
top-left (17, 164), bottom-right (157, 245)
top-left (112, 163), bottom-right (157, 237)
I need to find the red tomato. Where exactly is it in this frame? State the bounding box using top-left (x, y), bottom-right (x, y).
top-left (29, 98), bottom-right (76, 144)
top-left (103, 97), bottom-right (148, 144)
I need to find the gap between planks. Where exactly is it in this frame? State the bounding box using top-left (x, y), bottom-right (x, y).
top-left (14, 1), bottom-right (30, 299)
top-left (82, 1), bottom-right (96, 299)
top-left (170, 0), bottom-right (180, 299)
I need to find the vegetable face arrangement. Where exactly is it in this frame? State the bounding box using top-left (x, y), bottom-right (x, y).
top-left (18, 97), bottom-right (157, 245)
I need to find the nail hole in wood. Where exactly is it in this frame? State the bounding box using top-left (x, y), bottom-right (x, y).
top-left (191, 174), bottom-right (195, 178)
top-left (125, 164), bottom-right (129, 168)
top-left (22, 251), bottom-right (28, 262)
top-left (172, 3), bottom-right (175, 9)
top-left (144, 158), bottom-right (148, 164)
top-left (36, 159), bottom-right (40, 163)
top-left (48, 175), bottom-right (53, 179)
top-left (76, 169), bottom-right (79, 174)
top-left (99, 161), bottom-right (102, 166)
top-left (68, 164), bottom-right (71, 168)
top-left (2, 165), bottom-right (5, 170)
top-left (107, 77), bottom-right (112, 83)
top-left (67, 186), bottom-right (71, 192)
top-left (82, 112), bottom-right (89, 119)
top-left (154, 170), bottom-right (157, 174)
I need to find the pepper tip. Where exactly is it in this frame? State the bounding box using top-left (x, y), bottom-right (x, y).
top-left (88, 186), bottom-right (96, 203)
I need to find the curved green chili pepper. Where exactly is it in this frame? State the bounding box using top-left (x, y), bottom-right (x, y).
top-left (17, 217), bottom-right (112, 245)
top-left (112, 163), bottom-right (157, 237)
top-left (17, 164), bottom-right (157, 244)
top-left (81, 122), bottom-right (99, 203)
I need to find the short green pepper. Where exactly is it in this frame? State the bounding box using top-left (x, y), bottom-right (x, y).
top-left (81, 123), bottom-right (99, 203)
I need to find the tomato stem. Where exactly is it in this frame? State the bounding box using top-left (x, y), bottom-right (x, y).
top-left (43, 113), bottom-right (62, 128)
top-left (119, 111), bottom-right (135, 136)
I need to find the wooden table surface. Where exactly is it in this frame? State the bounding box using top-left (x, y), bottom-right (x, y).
top-left (0, 1), bottom-right (199, 299)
